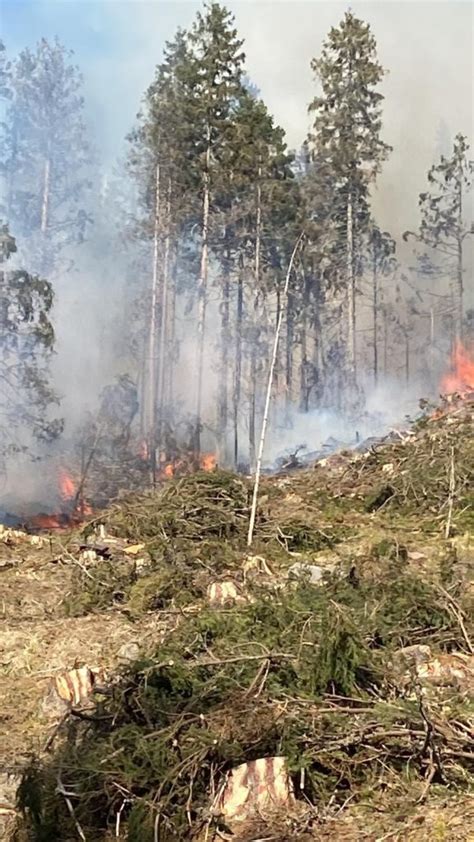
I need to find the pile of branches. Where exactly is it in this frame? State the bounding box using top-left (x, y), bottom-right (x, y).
top-left (16, 569), bottom-right (474, 840)
top-left (309, 400), bottom-right (474, 532)
top-left (65, 470), bottom-right (345, 617)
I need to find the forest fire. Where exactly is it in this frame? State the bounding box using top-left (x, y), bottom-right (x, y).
top-left (59, 467), bottom-right (76, 502)
top-left (441, 342), bottom-right (474, 396)
top-left (158, 451), bottom-right (217, 479)
top-left (26, 467), bottom-right (93, 531)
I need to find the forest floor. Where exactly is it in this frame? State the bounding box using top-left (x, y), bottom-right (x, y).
top-left (1, 398), bottom-right (473, 841)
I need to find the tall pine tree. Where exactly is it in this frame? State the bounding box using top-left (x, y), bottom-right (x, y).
top-left (1, 38), bottom-right (91, 275)
top-left (308, 12), bottom-right (391, 390)
top-left (404, 134), bottom-right (473, 343)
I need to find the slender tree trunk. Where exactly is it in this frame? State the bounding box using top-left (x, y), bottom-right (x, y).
top-left (218, 239), bottom-right (230, 463)
top-left (274, 286), bottom-right (281, 394)
top-left (196, 131), bottom-right (211, 455)
top-left (247, 234), bottom-right (303, 546)
top-left (233, 260), bottom-right (243, 467)
top-left (405, 330), bottom-right (410, 385)
top-left (156, 177), bottom-right (172, 456)
top-left (299, 267), bottom-right (309, 412)
top-left (166, 252), bottom-right (178, 410)
top-left (249, 174), bottom-right (262, 469)
top-left (249, 350), bottom-right (257, 471)
top-left (372, 249), bottom-right (379, 386)
top-left (347, 190), bottom-right (357, 385)
top-left (285, 291), bottom-right (293, 410)
top-left (455, 169), bottom-right (463, 343)
top-left (146, 162), bottom-right (161, 482)
top-left (383, 308), bottom-right (388, 378)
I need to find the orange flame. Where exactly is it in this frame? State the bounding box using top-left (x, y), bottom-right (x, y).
top-left (200, 453), bottom-right (217, 471)
top-left (158, 452), bottom-right (217, 480)
top-left (441, 342), bottom-right (474, 394)
top-left (59, 468), bottom-right (76, 501)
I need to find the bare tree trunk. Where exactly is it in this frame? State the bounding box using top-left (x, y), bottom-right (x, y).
top-left (196, 131), bottom-right (211, 455)
top-left (455, 169), bottom-right (463, 342)
top-left (248, 174), bottom-right (262, 469)
top-left (249, 350), bottom-right (257, 470)
top-left (347, 191), bottom-right (357, 385)
top-left (146, 162), bottom-right (161, 483)
top-left (299, 266), bottom-right (309, 412)
top-left (166, 252), bottom-right (178, 409)
top-left (405, 330), bottom-right (410, 385)
top-left (274, 286), bottom-right (281, 394)
top-left (233, 260), bottom-right (243, 467)
top-left (218, 239), bottom-right (230, 463)
top-left (156, 177), bottom-right (172, 456)
top-left (247, 233), bottom-right (303, 546)
top-left (285, 291), bottom-right (293, 410)
top-left (372, 249), bottom-right (379, 386)
top-left (383, 308), bottom-right (388, 378)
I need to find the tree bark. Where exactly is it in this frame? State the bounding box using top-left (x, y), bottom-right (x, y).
top-left (249, 174), bottom-right (262, 469)
top-left (347, 190), bottom-right (357, 385)
top-left (247, 234), bottom-right (303, 546)
top-left (146, 161), bottom-right (161, 482)
top-left (164, 247), bottom-right (178, 412)
top-left (299, 266), bottom-right (309, 412)
top-left (156, 177), bottom-right (172, 456)
top-left (455, 165), bottom-right (463, 343)
top-left (196, 130), bottom-right (211, 455)
top-left (372, 246), bottom-right (379, 386)
top-left (285, 291), bottom-right (293, 409)
top-left (218, 239), bottom-right (230, 463)
top-left (233, 260), bottom-right (243, 467)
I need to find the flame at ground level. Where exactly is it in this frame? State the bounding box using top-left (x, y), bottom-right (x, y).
top-left (159, 451), bottom-right (217, 479)
top-left (59, 468), bottom-right (76, 501)
top-left (441, 342), bottom-right (474, 395)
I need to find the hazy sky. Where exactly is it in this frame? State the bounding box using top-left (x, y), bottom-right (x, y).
top-left (2, 0), bottom-right (473, 237)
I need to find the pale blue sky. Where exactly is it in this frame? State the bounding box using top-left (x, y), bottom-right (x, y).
top-left (1, 1), bottom-right (473, 234)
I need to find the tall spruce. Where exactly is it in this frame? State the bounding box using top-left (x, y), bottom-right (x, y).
top-left (1, 38), bottom-right (91, 275)
top-left (127, 29), bottom-right (196, 472)
top-left (308, 12), bottom-right (391, 388)
top-left (404, 134), bottom-right (473, 343)
top-left (228, 91), bottom-right (296, 465)
top-left (186, 2), bottom-right (246, 453)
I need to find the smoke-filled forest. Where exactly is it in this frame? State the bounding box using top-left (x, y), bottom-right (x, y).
top-left (1, 4), bottom-right (474, 841)
top-left (0, 1), bottom-right (472, 507)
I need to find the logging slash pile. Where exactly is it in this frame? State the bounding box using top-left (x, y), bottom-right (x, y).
top-left (4, 400), bottom-right (474, 841)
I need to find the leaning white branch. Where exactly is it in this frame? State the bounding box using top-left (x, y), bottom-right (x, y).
top-left (247, 233), bottom-right (305, 547)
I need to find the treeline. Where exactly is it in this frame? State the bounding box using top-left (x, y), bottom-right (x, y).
top-left (0, 4), bottom-right (472, 469)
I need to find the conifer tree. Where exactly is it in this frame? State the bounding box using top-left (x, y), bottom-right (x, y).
top-left (308, 12), bottom-right (391, 388)
top-left (1, 38), bottom-right (91, 275)
top-left (404, 134), bottom-right (473, 342)
top-left (186, 2), bottom-right (246, 452)
top-left (227, 90), bottom-right (296, 465)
